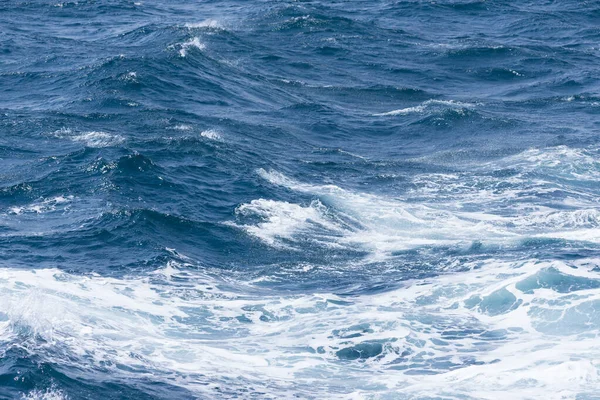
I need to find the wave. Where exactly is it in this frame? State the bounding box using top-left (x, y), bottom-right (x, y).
top-left (374, 99), bottom-right (478, 116)
top-left (169, 124), bottom-right (193, 131)
top-left (6, 195), bottom-right (73, 215)
top-left (0, 195), bottom-right (106, 238)
top-left (184, 19), bottom-right (224, 30)
top-left (231, 198), bottom-right (352, 249)
top-left (2, 256), bottom-right (600, 398)
top-left (5, 0), bottom-right (600, 398)
top-left (499, 145), bottom-right (600, 181)
top-left (200, 129), bottom-right (222, 141)
top-left (233, 149), bottom-right (600, 254)
top-left (247, 169), bottom-right (514, 253)
top-left (22, 387), bottom-right (67, 400)
top-left (177, 37), bottom-right (205, 57)
top-left (52, 128), bottom-right (124, 148)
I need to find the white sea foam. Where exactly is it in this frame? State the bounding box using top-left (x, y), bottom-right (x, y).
top-left (0, 265), bottom-right (268, 386)
top-left (170, 124), bottom-right (193, 131)
top-left (121, 71), bottom-right (137, 82)
top-left (7, 196), bottom-right (73, 215)
top-left (499, 145), bottom-right (600, 181)
top-left (2, 257), bottom-right (600, 398)
top-left (22, 387), bottom-right (67, 400)
top-left (179, 37), bottom-right (205, 57)
top-left (239, 145), bottom-right (600, 253)
top-left (53, 129), bottom-right (124, 148)
top-left (200, 129), bottom-right (221, 140)
top-left (6, 145), bottom-right (597, 398)
top-left (233, 199), bottom-right (348, 248)
top-left (71, 131), bottom-right (124, 148)
top-left (369, 258), bottom-right (600, 399)
top-left (258, 170), bottom-right (512, 252)
top-left (184, 19), bottom-right (223, 29)
top-left (374, 99), bottom-right (477, 116)
top-left (248, 169), bottom-right (510, 254)
top-left (373, 105), bottom-right (426, 115)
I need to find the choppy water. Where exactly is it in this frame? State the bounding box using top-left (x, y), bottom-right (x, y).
top-left (2, 1), bottom-right (600, 399)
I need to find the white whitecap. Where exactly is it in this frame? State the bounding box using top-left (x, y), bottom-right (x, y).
top-left (374, 99), bottom-right (478, 116)
top-left (246, 164), bottom-right (600, 255)
top-left (251, 169), bottom-right (510, 254)
top-left (2, 257), bottom-right (600, 398)
top-left (179, 37), bottom-right (205, 57)
top-left (170, 124), bottom-right (193, 131)
top-left (71, 131), bottom-right (124, 148)
top-left (22, 387), bottom-right (67, 400)
top-left (200, 129), bottom-right (221, 140)
top-left (499, 145), bottom-right (600, 181)
top-left (373, 105), bottom-right (426, 116)
top-left (184, 19), bottom-right (222, 29)
top-left (233, 198), bottom-right (347, 248)
top-left (7, 195), bottom-right (73, 215)
top-left (53, 128), bottom-right (124, 148)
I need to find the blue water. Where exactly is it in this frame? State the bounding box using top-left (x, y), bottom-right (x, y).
top-left (2, 1), bottom-right (600, 399)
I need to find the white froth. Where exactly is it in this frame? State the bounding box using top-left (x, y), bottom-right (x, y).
top-left (71, 131), bottom-right (124, 148)
top-left (374, 99), bottom-right (478, 116)
top-left (7, 196), bottom-right (73, 215)
top-left (247, 169), bottom-right (513, 254)
top-left (53, 128), bottom-right (124, 148)
top-left (6, 144), bottom-right (596, 397)
top-left (121, 71), bottom-right (137, 82)
top-left (501, 145), bottom-right (600, 181)
top-left (22, 388), bottom-right (67, 400)
top-left (237, 144), bottom-right (600, 254)
top-left (373, 105), bottom-right (426, 115)
top-left (233, 199), bottom-right (346, 248)
top-left (179, 37), bottom-right (205, 57)
top-left (200, 129), bottom-right (221, 140)
top-left (184, 19), bottom-right (222, 29)
top-left (170, 124), bottom-right (192, 131)
top-left (2, 257), bottom-right (600, 398)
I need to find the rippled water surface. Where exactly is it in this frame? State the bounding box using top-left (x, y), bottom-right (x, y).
top-left (2, 1), bottom-right (600, 399)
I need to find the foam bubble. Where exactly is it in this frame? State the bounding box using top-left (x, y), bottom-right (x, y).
top-left (499, 145), bottom-right (600, 181)
top-left (121, 71), bottom-right (137, 83)
top-left (373, 105), bottom-right (426, 116)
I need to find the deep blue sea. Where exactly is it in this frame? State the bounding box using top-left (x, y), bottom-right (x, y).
top-left (2, 1), bottom-right (600, 399)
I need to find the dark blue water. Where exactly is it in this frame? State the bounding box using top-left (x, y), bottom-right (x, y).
top-left (2, 1), bottom-right (600, 399)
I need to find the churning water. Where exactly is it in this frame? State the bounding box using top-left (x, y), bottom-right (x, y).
top-left (2, 1), bottom-right (600, 399)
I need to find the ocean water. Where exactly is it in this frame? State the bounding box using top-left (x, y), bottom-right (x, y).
top-left (1, 0), bottom-right (600, 399)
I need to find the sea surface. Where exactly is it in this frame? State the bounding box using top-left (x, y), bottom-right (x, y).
top-left (1, 1), bottom-right (600, 399)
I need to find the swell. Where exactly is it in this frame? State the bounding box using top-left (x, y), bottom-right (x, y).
top-left (233, 144), bottom-right (600, 259)
top-left (2, 256), bottom-right (600, 398)
top-left (3, 0), bottom-right (600, 398)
